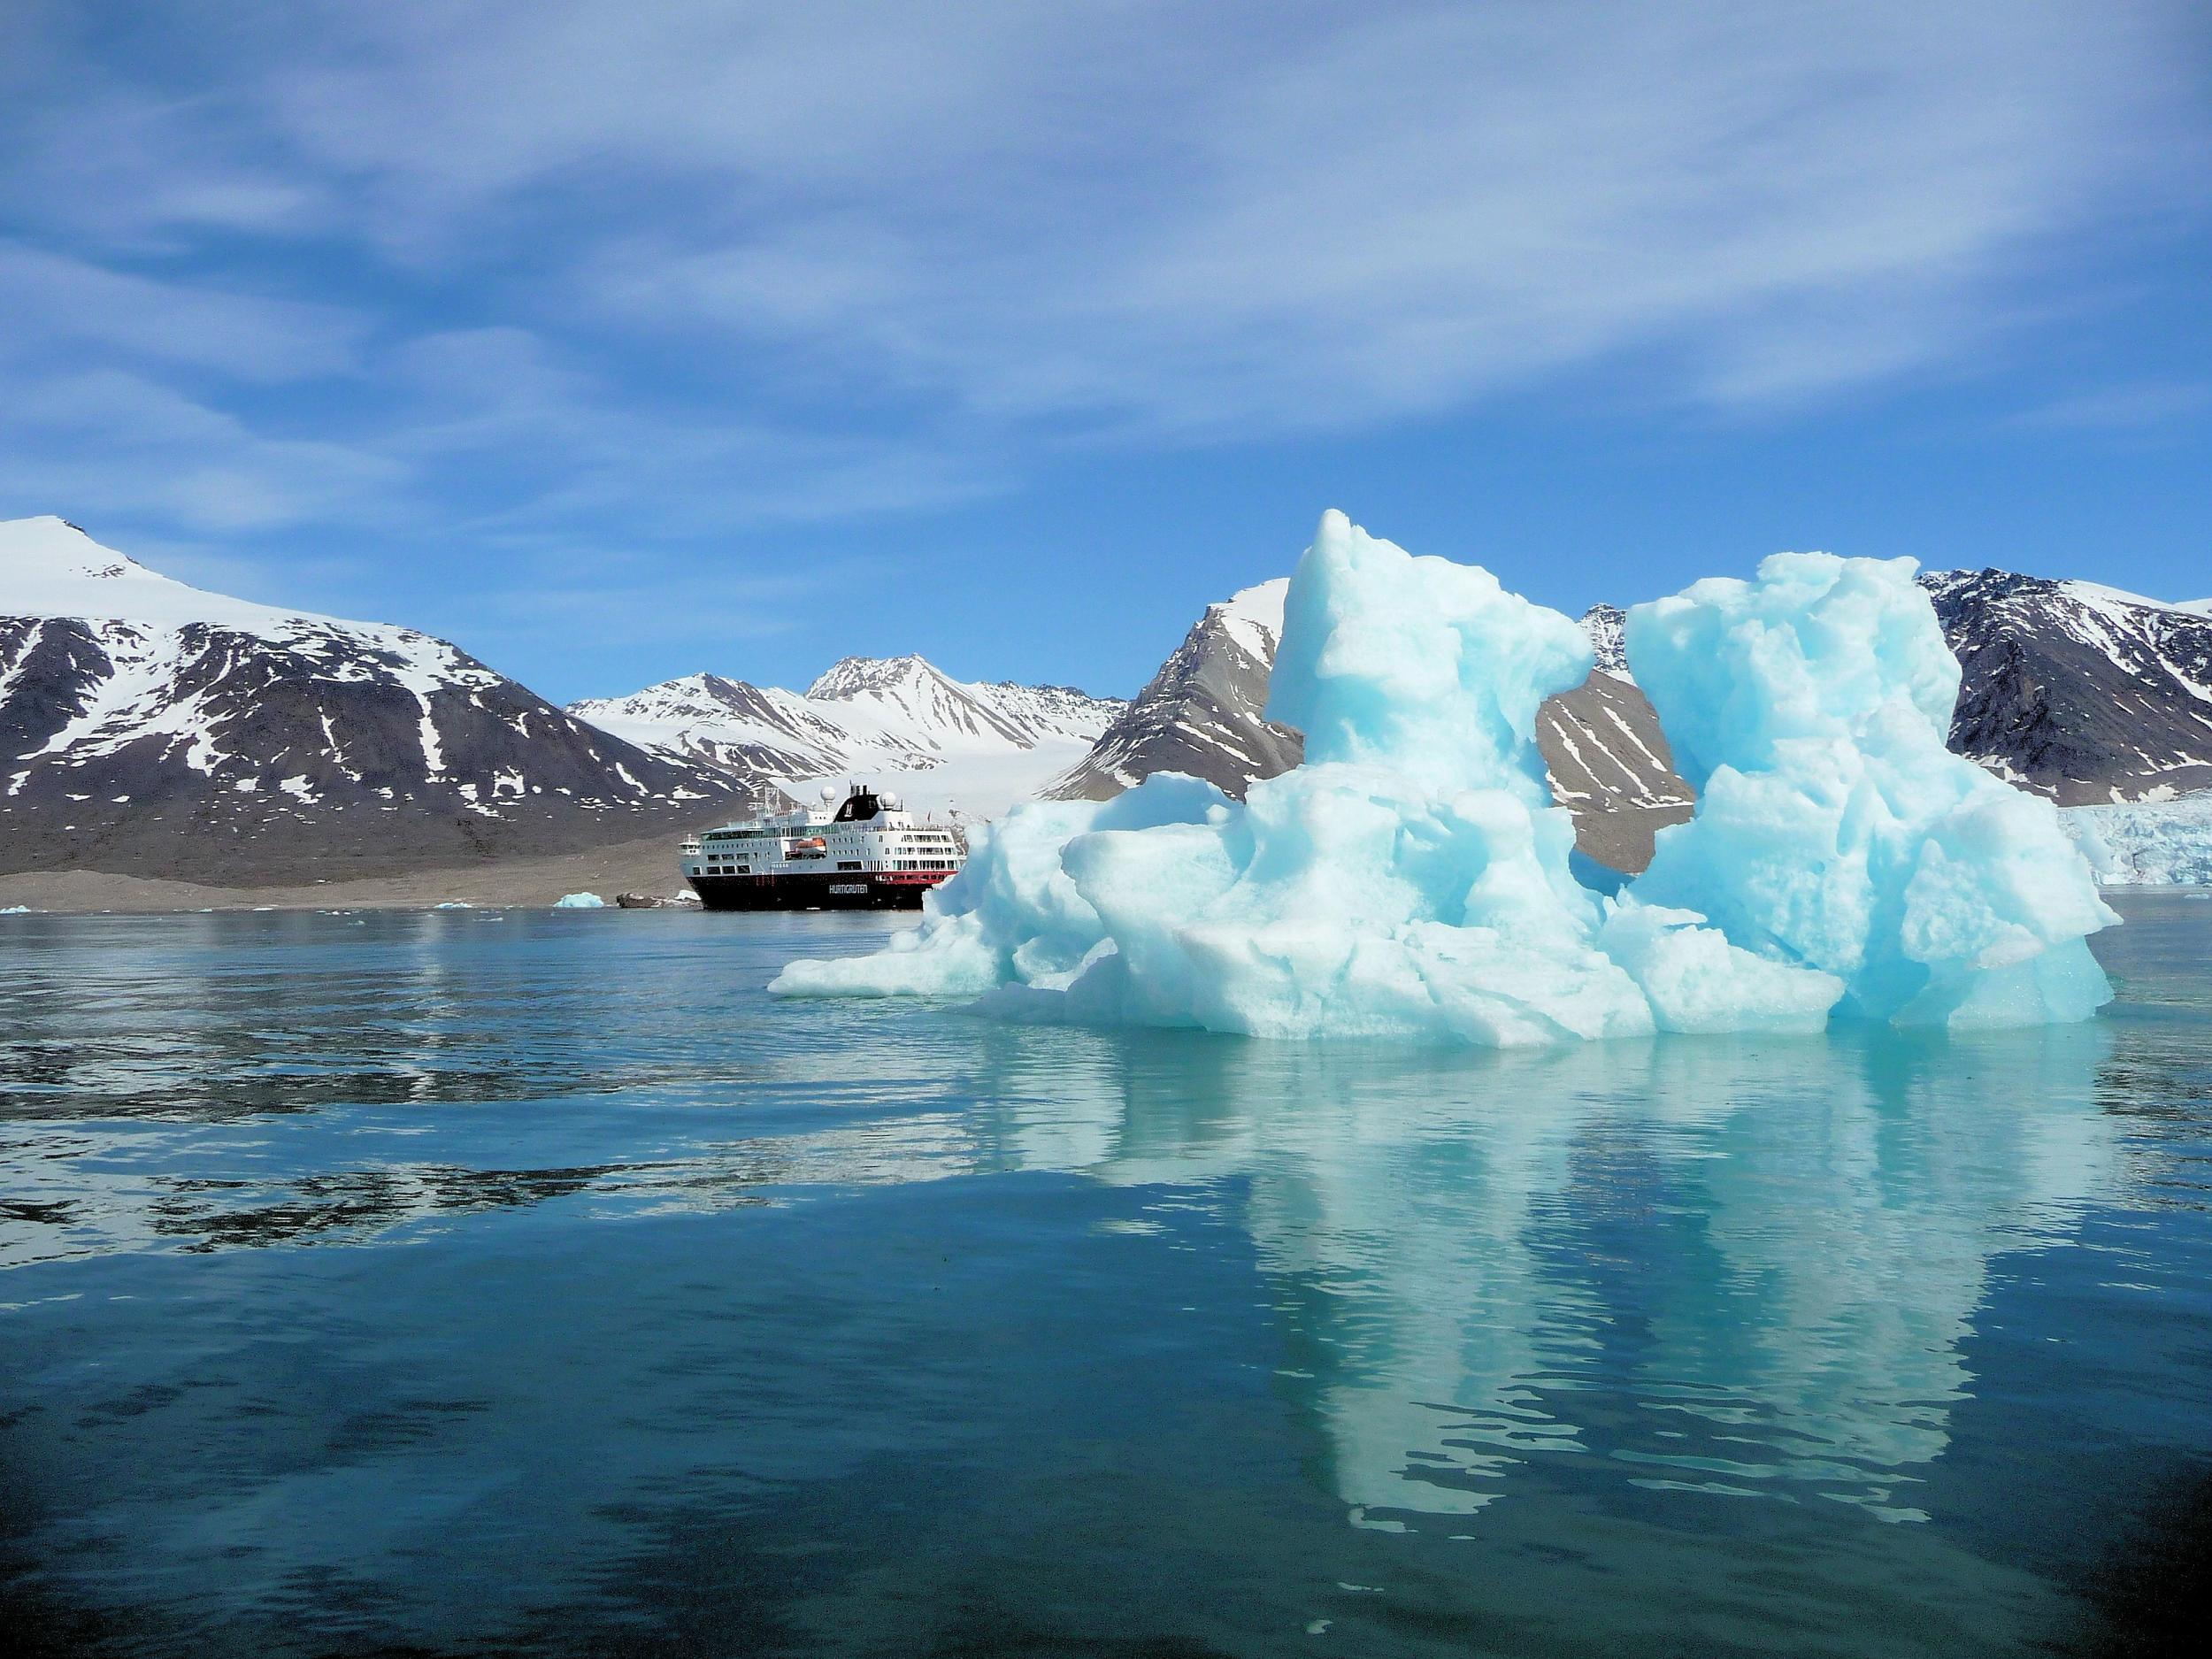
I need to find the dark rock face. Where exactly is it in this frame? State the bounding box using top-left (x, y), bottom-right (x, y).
top-left (0, 611), bottom-right (745, 884)
top-left (1047, 583), bottom-right (1302, 802)
top-left (1919, 571), bottom-right (2212, 804)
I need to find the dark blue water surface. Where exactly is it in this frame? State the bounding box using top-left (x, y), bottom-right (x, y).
top-left (3, 896), bottom-right (2209, 1657)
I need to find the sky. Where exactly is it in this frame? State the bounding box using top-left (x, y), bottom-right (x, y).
top-left (1, 0), bottom-right (2207, 703)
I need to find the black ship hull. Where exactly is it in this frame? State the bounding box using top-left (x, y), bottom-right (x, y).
top-left (687, 871), bottom-right (950, 911)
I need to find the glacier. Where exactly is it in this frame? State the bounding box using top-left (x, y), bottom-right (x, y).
top-left (772, 513), bottom-right (2115, 1041)
top-left (2065, 793), bottom-right (2212, 886)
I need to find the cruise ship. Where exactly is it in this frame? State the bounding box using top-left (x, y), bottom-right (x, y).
top-left (680, 784), bottom-right (967, 910)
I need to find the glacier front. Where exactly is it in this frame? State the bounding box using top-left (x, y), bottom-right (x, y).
top-left (772, 513), bottom-right (2114, 1041)
top-left (2064, 792), bottom-right (2212, 886)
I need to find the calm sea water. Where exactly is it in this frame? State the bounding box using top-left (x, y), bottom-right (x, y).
top-left (3, 896), bottom-right (2209, 1657)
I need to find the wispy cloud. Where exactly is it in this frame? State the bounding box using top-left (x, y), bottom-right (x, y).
top-left (0, 0), bottom-right (2204, 663)
top-left (0, 242), bottom-right (365, 382)
top-left (2008, 380), bottom-right (2212, 432)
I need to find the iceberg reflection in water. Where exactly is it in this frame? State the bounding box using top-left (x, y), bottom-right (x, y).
top-left (972, 1018), bottom-right (2123, 1525)
top-left (0, 907), bottom-right (2202, 1658)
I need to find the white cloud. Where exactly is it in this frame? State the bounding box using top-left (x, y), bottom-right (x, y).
top-left (201, 0), bottom-right (2197, 430)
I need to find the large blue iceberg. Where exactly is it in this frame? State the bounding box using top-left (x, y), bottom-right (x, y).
top-left (772, 513), bottom-right (2114, 1039)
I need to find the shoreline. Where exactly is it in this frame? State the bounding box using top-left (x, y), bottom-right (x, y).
top-left (0, 833), bottom-right (695, 914)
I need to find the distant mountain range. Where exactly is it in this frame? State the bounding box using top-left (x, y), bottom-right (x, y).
top-left (570, 655), bottom-right (1125, 817)
top-left (4, 513), bottom-right (2207, 889)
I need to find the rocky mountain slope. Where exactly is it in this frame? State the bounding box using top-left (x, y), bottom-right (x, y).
top-left (1046, 580), bottom-right (1300, 801)
top-left (0, 517), bottom-right (744, 883)
top-left (572, 654), bottom-right (1124, 816)
top-left (1921, 570), bottom-right (2212, 803)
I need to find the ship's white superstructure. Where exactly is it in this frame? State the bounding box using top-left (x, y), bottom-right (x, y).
top-left (681, 784), bottom-right (966, 910)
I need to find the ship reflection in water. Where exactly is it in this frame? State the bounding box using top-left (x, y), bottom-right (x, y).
top-left (0, 900), bottom-right (2207, 1657)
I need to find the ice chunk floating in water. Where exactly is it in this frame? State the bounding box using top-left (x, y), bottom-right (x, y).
top-left (772, 514), bottom-right (2113, 1040)
top-left (1628, 553), bottom-right (2115, 1027)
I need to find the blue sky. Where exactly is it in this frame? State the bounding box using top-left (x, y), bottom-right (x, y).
top-left (2, 1), bottom-right (2207, 703)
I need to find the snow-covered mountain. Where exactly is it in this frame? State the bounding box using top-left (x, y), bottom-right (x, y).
top-left (572, 653), bottom-right (1125, 817)
top-left (12, 511), bottom-right (2203, 887)
top-left (0, 517), bottom-right (744, 883)
top-left (1920, 570), bottom-right (2212, 803)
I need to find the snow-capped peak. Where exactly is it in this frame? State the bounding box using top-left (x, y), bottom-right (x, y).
top-left (0, 515), bottom-right (347, 634)
top-left (1919, 566), bottom-right (2208, 620)
top-left (804, 654), bottom-right (945, 701)
top-left (1213, 578), bottom-right (1289, 663)
top-left (2, 518), bottom-right (741, 885)
top-left (574, 650), bottom-right (1127, 817)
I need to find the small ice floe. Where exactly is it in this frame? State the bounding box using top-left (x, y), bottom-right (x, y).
top-left (433, 901), bottom-right (474, 910)
top-left (554, 891), bottom-right (606, 909)
top-left (0, 904), bottom-right (30, 915)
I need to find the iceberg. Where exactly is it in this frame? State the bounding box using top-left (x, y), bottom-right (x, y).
top-left (769, 773), bottom-right (1231, 998)
top-left (1628, 553), bottom-right (2116, 1026)
top-left (776, 512), bottom-right (1829, 1041)
top-left (554, 891), bottom-right (607, 910)
top-left (773, 515), bottom-right (2113, 1041)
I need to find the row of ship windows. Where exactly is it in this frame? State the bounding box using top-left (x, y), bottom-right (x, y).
top-left (696, 858), bottom-right (955, 874)
top-left (703, 831), bottom-right (959, 843)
